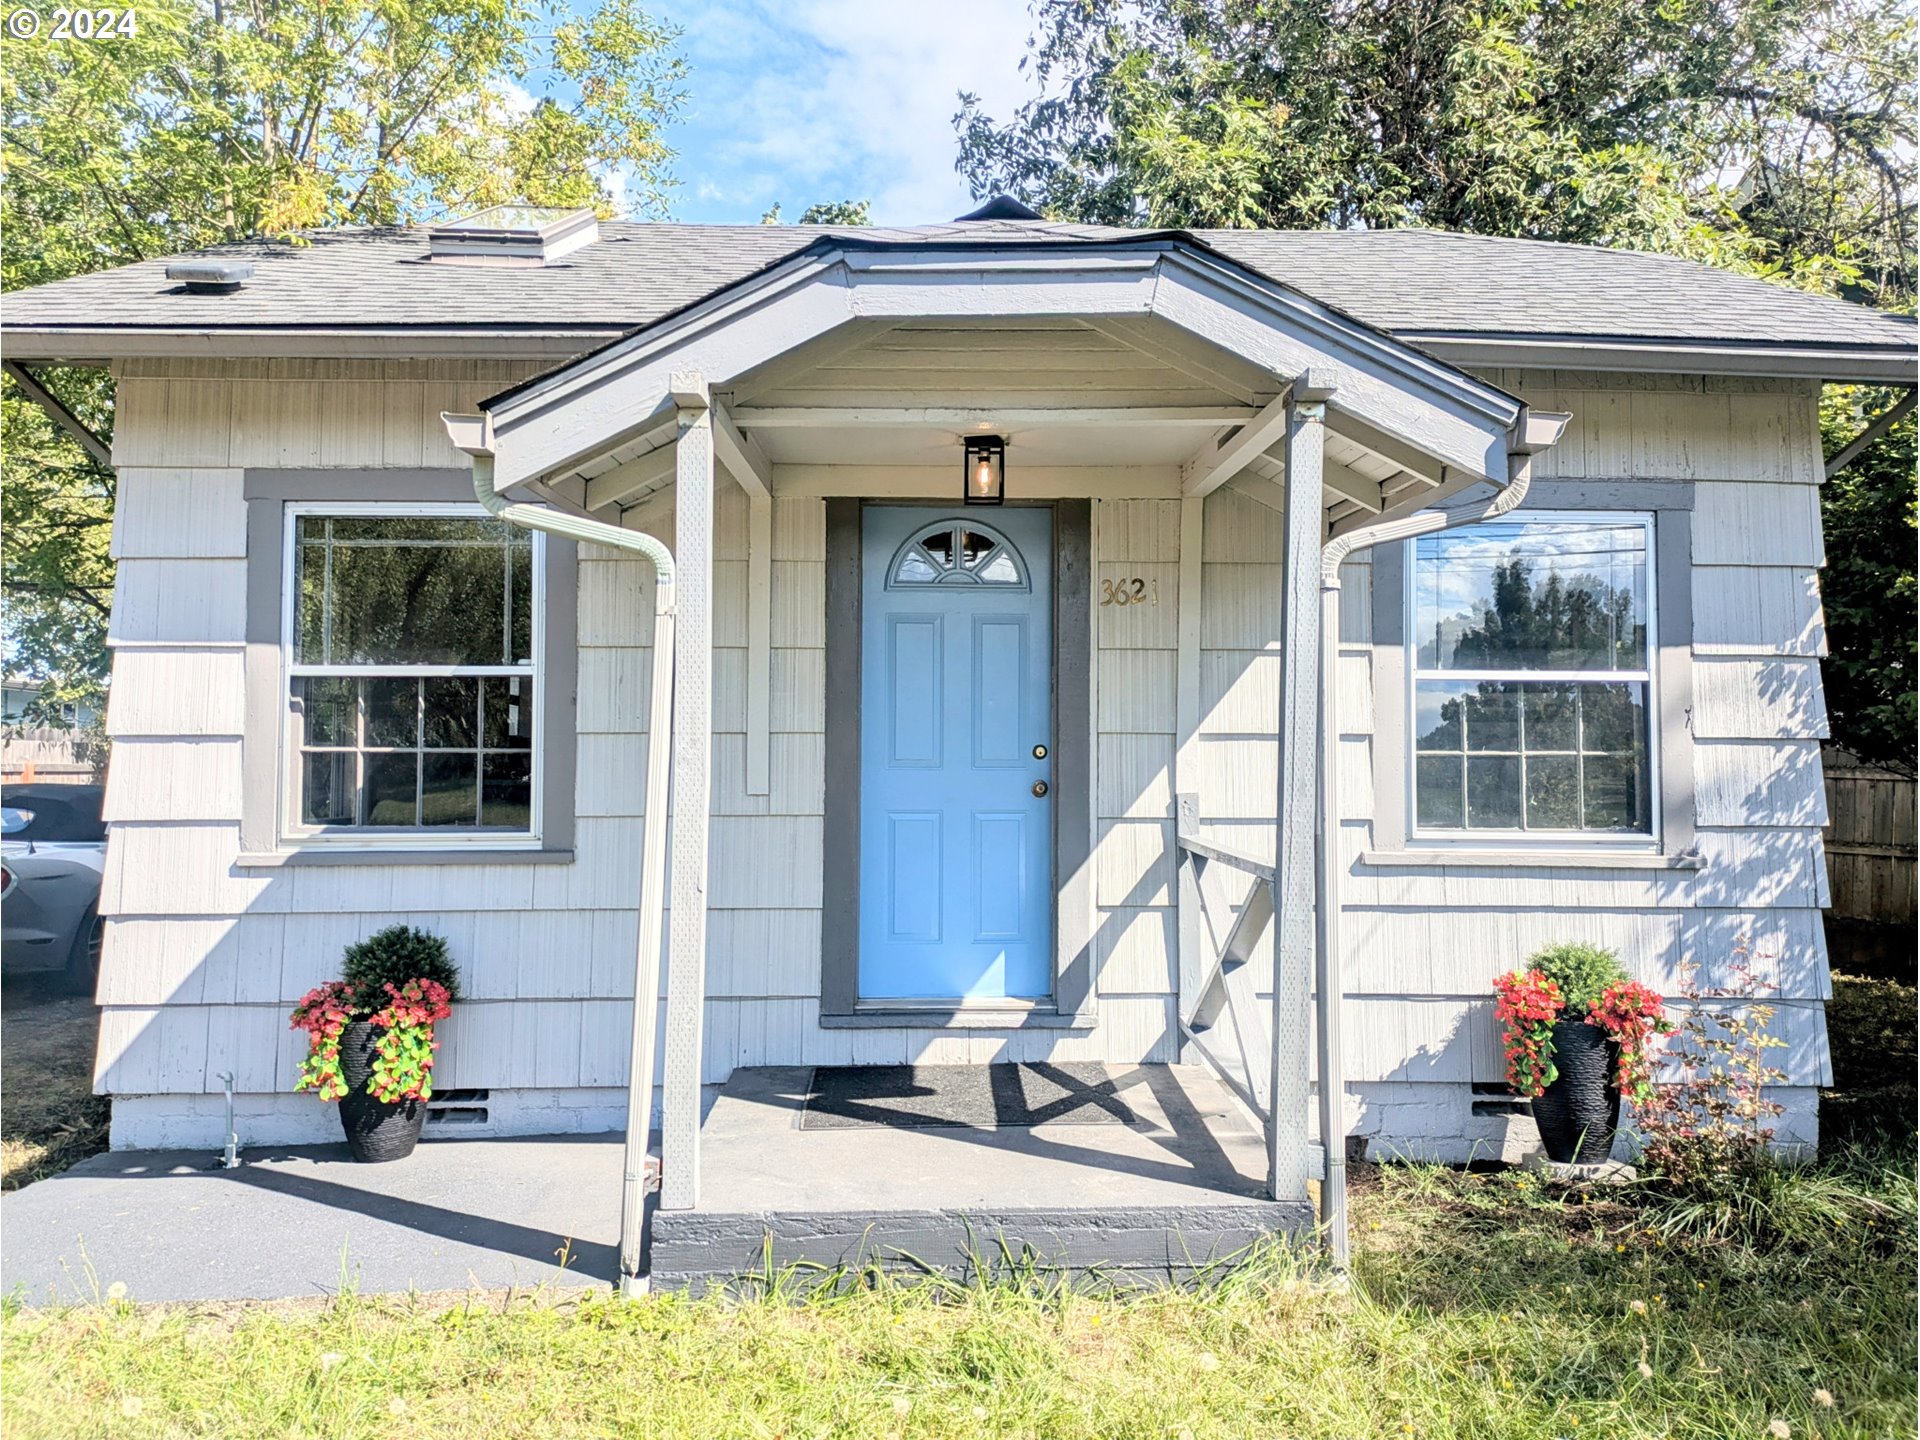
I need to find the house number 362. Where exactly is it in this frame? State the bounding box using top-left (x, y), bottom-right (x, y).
top-left (1100, 577), bottom-right (1159, 606)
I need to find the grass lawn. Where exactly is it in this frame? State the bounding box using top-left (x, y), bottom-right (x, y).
top-left (3, 1146), bottom-right (1913, 1440)
top-left (0, 977), bottom-right (109, 1192)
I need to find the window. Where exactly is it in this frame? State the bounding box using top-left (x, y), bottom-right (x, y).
top-left (284, 507), bottom-right (542, 840)
top-left (888, 520), bottom-right (1027, 588)
top-left (1408, 514), bottom-right (1656, 840)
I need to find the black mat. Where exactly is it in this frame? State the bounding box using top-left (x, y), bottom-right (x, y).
top-left (799, 1063), bottom-right (1141, 1130)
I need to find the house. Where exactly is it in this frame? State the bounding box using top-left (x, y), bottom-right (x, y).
top-left (2, 676), bottom-right (99, 730)
top-left (4, 201), bottom-right (1913, 1285)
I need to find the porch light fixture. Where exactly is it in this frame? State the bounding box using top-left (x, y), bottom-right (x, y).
top-left (963, 434), bottom-right (1006, 505)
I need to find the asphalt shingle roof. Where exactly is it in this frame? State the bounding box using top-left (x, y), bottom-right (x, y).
top-left (2, 217), bottom-right (1912, 354)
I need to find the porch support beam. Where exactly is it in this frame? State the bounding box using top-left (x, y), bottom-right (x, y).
top-left (745, 494), bottom-right (772, 794)
top-left (1173, 496), bottom-right (1206, 1045)
top-left (727, 405), bottom-right (1254, 428)
top-left (713, 399), bottom-right (774, 796)
top-left (1180, 381), bottom-right (1309, 498)
top-left (660, 371), bottom-right (715, 1211)
top-left (712, 403), bottom-right (773, 498)
top-left (1269, 383), bottom-right (1332, 1204)
top-left (585, 445), bottom-right (677, 512)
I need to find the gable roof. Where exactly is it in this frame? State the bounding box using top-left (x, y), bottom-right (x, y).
top-left (3, 217), bottom-right (1912, 379)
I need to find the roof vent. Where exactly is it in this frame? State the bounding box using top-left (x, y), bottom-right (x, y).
top-left (165, 259), bottom-right (253, 294)
top-left (953, 195), bottom-right (1045, 222)
top-left (428, 205), bottom-right (599, 265)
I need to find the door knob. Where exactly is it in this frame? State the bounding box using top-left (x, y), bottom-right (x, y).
top-left (1032, 781), bottom-right (1049, 797)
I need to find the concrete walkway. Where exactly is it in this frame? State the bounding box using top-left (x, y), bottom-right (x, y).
top-left (1, 1136), bottom-right (629, 1305)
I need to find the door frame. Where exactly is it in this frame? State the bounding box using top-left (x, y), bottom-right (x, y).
top-left (820, 496), bottom-right (1094, 1028)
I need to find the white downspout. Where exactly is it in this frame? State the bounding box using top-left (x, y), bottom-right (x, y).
top-left (444, 413), bottom-right (675, 1299)
top-left (1314, 410), bottom-right (1568, 1265)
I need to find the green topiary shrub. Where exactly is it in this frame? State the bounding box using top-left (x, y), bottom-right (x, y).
top-left (1528, 942), bottom-right (1627, 1014)
top-left (341, 924), bottom-right (463, 1005)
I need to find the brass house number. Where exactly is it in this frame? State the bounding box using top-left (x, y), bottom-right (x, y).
top-left (1100, 577), bottom-right (1160, 607)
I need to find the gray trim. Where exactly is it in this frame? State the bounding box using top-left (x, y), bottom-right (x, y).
top-left (1053, 499), bottom-right (1095, 1020)
top-left (818, 499), bottom-right (1096, 1022)
top-left (818, 1010), bottom-right (1092, 1031)
top-left (819, 499), bottom-right (862, 1016)
top-left (239, 469), bottom-right (578, 859)
top-left (235, 848), bottom-right (575, 868)
top-left (1358, 849), bottom-right (1703, 870)
top-left (1403, 333), bottom-right (1917, 385)
top-left (1366, 492), bottom-right (1696, 860)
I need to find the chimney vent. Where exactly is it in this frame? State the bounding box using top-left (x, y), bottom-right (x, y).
top-left (166, 260), bottom-right (253, 294)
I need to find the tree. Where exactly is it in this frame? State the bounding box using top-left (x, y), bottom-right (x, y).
top-left (1, 0), bottom-right (687, 710)
top-left (760, 200), bottom-right (873, 225)
top-left (1820, 389), bottom-right (1917, 774)
top-left (955, 0), bottom-right (1914, 305)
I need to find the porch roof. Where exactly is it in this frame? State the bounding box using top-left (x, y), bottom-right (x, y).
top-left (460, 232), bottom-right (1562, 530)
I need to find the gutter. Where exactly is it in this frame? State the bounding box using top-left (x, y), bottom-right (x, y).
top-left (1312, 407), bottom-right (1570, 1264)
top-left (444, 410), bottom-right (675, 1298)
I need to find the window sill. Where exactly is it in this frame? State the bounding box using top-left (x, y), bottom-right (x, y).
top-left (820, 1007), bottom-right (1095, 1031)
top-left (236, 847), bottom-right (574, 869)
top-left (1361, 848), bottom-right (1703, 871)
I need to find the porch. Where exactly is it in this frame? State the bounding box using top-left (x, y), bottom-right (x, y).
top-left (0, 1063), bottom-right (1298, 1303)
top-left (436, 224), bottom-right (1564, 1290)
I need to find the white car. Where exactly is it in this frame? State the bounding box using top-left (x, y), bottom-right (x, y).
top-left (1, 784), bottom-right (106, 993)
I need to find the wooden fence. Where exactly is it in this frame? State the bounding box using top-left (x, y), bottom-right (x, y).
top-left (1823, 751), bottom-right (1917, 924)
top-left (0, 726), bottom-right (101, 786)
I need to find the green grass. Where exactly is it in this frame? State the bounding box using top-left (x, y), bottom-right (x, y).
top-left (4, 1150), bottom-right (1913, 1440)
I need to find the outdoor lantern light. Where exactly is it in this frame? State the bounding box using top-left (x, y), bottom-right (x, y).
top-left (963, 434), bottom-right (1006, 505)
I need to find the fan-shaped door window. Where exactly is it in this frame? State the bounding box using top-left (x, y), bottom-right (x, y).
top-left (887, 520), bottom-right (1028, 590)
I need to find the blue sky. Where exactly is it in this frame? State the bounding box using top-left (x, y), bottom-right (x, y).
top-left (652, 0), bottom-right (1039, 225)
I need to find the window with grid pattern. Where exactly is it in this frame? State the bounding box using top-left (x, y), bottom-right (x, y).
top-left (1409, 515), bottom-right (1656, 839)
top-left (285, 508), bottom-right (541, 836)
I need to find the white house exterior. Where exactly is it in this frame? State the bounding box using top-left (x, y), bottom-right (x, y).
top-left (5, 211), bottom-right (1912, 1255)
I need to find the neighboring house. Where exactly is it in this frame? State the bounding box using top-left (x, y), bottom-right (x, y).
top-left (4, 204), bottom-right (1913, 1265)
top-left (2, 676), bottom-right (99, 730)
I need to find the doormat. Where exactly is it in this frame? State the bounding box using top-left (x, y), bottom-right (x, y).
top-left (799, 1063), bottom-right (1141, 1131)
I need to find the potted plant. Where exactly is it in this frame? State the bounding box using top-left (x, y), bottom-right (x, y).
top-left (289, 924), bottom-right (461, 1163)
top-left (1493, 942), bottom-right (1670, 1165)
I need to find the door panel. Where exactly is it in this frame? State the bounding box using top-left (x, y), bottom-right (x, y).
top-left (859, 507), bottom-right (1053, 1001)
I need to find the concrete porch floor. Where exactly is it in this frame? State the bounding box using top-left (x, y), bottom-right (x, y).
top-left (1, 1135), bottom-right (628, 1306)
top-left (648, 1063), bottom-right (1312, 1291)
top-left (0, 1064), bottom-right (1310, 1304)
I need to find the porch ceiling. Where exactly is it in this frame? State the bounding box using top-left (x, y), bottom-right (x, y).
top-left (539, 311), bottom-right (1519, 531)
top-left (462, 237), bottom-right (1548, 522)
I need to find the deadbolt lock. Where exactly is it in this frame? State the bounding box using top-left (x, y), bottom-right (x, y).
top-left (1032, 781), bottom-right (1049, 798)
top-left (1032, 744), bottom-right (1048, 759)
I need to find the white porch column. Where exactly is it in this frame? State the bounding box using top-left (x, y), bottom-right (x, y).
top-left (1269, 379), bottom-right (1332, 1202)
top-left (660, 373), bottom-right (714, 1211)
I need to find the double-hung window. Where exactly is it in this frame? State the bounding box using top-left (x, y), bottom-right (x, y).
top-left (284, 504), bottom-right (543, 842)
top-left (1408, 513), bottom-right (1656, 842)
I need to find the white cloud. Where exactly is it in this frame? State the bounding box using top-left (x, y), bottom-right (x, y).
top-left (670, 0), bottom-right (1036, 224)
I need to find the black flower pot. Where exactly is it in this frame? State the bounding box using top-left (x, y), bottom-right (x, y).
top-left (1531, 1016), bottom-right (1622, 1164)
top-left (336, 1021), bottom-right (425, 1163)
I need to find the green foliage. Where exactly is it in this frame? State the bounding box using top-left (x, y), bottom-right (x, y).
top-left (956, 0), bottom-right (1914, 306)
top-left (761, 199), bottom-right (873, 225)
top-left (0, 0), bottom-right (686, 692)
top-left (340, 925), bottom-right (462, 1005)
top-left (1527, 941), bottom-right (1627, 1012)
top-left (1819, 386), bottom-right (1918, 773)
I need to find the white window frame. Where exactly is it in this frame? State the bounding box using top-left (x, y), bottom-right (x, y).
top-left (278, 500), bottom-right (546, 852)
top-left (1403, 509), bottom-right (1661, 851)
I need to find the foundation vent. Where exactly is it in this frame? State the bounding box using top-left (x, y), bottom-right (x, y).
top-left (425, 1088), bottom-right (492, 1128)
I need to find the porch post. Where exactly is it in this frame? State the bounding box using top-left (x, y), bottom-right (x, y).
top-left (1270, 378), bottom-right (1333, 1203)
top-left (660, 373), bottom-right (714, 1211)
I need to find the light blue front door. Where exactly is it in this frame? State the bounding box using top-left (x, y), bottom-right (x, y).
top-left (859, 506), bottom-right (1054, 1000)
